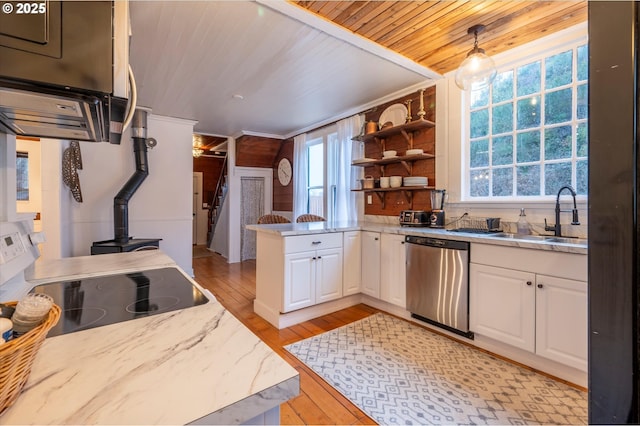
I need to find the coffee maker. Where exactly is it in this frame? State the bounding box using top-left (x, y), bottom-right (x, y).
top-left (429, 189), bottom-right (446, 228)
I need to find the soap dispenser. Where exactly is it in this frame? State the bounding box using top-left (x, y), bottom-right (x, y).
top-left (517, 208), bottom-right (530, 235)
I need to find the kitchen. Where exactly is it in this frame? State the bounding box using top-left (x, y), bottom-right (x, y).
top-left (0, 1), bottom-right (636, 424)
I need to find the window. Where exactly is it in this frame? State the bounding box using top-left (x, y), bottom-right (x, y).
top-left (306, 138), bottom-right (325, 216)
top-left (16, 151), bottom-right (29, 201)
top-left (466, 42), bottom-right (588, 199)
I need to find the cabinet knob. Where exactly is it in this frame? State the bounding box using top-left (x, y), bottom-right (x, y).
top-left (537, 283), bottom-right (544, 289)
top-left (312, 257), bottom-right (316, 260)
top-left (526, 281), bottom-right (532, 286)
top-left (374, 237), bottom-right (379, 241)
top-left (317, 256), bottom-right (322, 259)
top-left (401, 241), bottom-right (405, 244)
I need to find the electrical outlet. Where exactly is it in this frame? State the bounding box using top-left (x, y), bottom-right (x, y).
top-left (367, 195), bottom-right (373, 204)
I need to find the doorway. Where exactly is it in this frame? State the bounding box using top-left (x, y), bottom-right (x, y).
top-left (240, 176), bottom-right (264, 261)
top-left (192, 172), bottom-right (207, 245)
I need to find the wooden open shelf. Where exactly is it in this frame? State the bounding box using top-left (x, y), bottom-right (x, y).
top-left (351, 186), bottom-right (434, 209)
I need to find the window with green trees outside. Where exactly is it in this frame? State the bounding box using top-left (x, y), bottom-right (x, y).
top-left (467, 43), bottom-right (588, 199)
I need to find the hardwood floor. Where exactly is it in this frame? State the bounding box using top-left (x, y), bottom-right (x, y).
top-left (192, 251), bottom-right (378, 425)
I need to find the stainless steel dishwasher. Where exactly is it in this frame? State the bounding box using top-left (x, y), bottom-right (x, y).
top-left (405, 235), bottom-right (473, 339)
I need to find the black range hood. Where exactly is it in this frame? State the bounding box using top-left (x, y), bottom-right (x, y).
top-left (0, 1), bottom-right (129, 143)
top-left (0, 81), bottom-right (128, 144)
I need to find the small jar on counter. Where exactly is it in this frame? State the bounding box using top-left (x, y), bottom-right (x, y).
top-left (0, 317), bottom-right (13, 343)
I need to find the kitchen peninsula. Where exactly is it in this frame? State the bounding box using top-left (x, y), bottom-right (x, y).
top-left (248, 220), bottom-right (588, 387)
top-left (0, 250), bottom-right (299, 425)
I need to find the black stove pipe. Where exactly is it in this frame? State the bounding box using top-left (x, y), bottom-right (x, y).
top-left (114, 109), bottom-right (149, 244)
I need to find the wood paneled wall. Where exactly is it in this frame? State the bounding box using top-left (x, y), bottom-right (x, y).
top-left (273, 139), bottom-right (294, 212)
top-left (235, 135), bottom-right (283, 168)
top-left (363, 86), bottom-right (436, 216)
top-left (193, 156), bottom-right (225, 206)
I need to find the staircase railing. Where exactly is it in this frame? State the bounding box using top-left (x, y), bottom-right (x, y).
top-left (207, 153), bottom-right (228, 247)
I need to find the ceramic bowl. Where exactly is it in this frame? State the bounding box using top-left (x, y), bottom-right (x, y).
top-left (390, 176), bottom-right (403, 188)
top-left (383, 150), bottom-right (397, 158)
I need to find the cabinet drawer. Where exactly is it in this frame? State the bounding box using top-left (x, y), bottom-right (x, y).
top-left (284, 233), bottom-right (342, 254)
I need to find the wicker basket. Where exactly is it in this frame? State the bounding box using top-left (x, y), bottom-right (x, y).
top-left (0, 302), bottom-right (61, 415)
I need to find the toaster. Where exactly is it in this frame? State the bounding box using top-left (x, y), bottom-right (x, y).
top-left (399, 210), bottom-right (430, 226)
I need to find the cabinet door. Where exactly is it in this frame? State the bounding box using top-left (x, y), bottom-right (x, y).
top-left (535, 274), bottom-right (588, 371)
top-left (361, 231), bottom-right (381, 297)
top-left (380, 233), bottom-right (407, 308)
top-left (343, 231), bottom-right (362, 296)
top-left (283, 251), bottom-right (315, 312)
top-left (470, 263), bottom-right (536, 351)
top-left (315, 247), bottom-right (343, 303)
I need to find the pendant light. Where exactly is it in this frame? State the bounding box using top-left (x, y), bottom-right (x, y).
top-left (454, 24), bottom-right (497, 91)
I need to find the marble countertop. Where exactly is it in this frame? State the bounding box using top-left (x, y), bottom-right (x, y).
top-left (1, 251), bottom-right (299, 425)
top-left (246, 221), bottom-right (588, 255)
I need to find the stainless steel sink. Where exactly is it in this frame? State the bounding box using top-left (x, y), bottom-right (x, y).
top-left (544, 236), bottom-right (588, 245)
top-left (489, 233), bottom-right (549, 241)
top-left (488, 233), bottom-right (588, 246)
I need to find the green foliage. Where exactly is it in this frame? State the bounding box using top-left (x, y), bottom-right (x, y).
top-left (492, 135), bottom-right (513, 166)
top-left (517, 62), bottom-right (540, 97)
top-left (492, 167), bottom-right (513, 196)
top-left (545, 50), bottom-right (573, 89)
top-left (470, 169), bottom-right (489, 197)
top-left (516, 165), bottom-right (540, 196)
top-left (517, 96), bottom-right (541, 129)
top-left (545, 162), bottom-right (572, 195)
top-left (470, 109), bottom-right (489, 138)
top-left (492, 103), bottom-right (513, 134)
top-left (470, 138), bottom-right (489, 168)
top-left (545, 89), bottom-right (572, 125)
top-left (545, 125), bottom-right (572, 160)
top-left (517, 131), bottom-right (540, 163)
top-left (492, 71), bottom-right (513, 104)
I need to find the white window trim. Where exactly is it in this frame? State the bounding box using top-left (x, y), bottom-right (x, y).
top-left (440, 23), bottom-right (588, 214)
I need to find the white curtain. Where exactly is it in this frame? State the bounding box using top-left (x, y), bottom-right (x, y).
top-left (332, 114), bottom-right (363, 223)
top-left (292, 133), bottom-right (307, 220)
top-left (240, 177), bottom-right (264, 261)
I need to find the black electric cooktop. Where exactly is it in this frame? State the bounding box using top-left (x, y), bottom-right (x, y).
top-left (31, 267), bottom-right (209, 337)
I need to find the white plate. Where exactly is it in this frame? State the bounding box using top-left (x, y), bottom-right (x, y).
top-left (379, 103), bottom-right (408, 128)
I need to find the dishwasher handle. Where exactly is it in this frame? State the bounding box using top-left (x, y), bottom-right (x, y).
top-left (405, 235), bottom-right (469, 251)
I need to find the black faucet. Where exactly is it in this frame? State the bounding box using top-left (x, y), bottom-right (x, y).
top-left (545, 185), bottom-right (580, 237)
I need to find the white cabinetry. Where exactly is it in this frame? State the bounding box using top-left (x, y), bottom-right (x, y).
top-left (470, 244), bottom-right (587, 371)
top-left (343, 231), bottom-right (362, 296)
top-left (380, 233), bottom-right (407, 308)
top-left (360, 231), bottom-right (381, 298)
top-left (535, 274), bottom-right (588, 369)
top-left (470, 264), bottom-right (535, 351)
top-left (282, 234), bottom-right (343, 313)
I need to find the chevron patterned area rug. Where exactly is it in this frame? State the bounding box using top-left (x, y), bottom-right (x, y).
top-left (285, 313), bottom-right (587, 425)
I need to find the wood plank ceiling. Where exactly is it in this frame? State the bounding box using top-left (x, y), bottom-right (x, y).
top-left (291, 1), bottom-right (587, 75)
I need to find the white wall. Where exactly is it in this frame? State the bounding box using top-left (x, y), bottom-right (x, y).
top-left (39, 113), bottom-right (197, 274)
